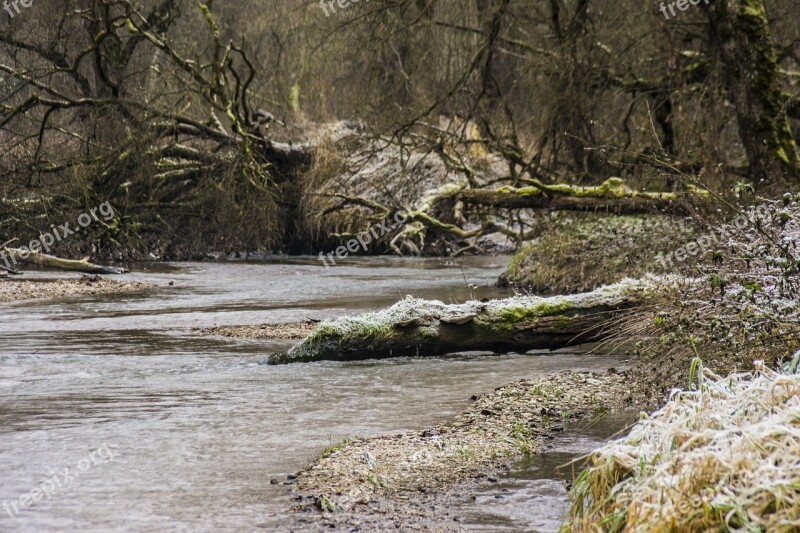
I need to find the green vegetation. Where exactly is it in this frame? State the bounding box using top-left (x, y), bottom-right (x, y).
top-left (320, 436), bottom-right (361, 459)
top-left (508, 423), bottom-right (536, 455)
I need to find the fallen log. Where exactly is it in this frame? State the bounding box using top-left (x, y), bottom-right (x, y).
top-left (2, 248), bottom-right (128, 275)
top-left (455, 178), bottom-right (707, 216)
top-left (268, 279), bottom-right (655, 364)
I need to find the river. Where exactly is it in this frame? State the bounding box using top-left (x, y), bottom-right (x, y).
top-left (0, 257), bottom-right (623, 531)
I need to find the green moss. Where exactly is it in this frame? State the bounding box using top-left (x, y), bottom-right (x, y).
top-left (291, 299), bottom-right (432, 359)
top-left (473, 298), bottom-right (574, 335)
top-left (509, 423), bottom-right (536, 455)
top-left (596, 177), bottom-right (627, 197)
top-left (492, 299), bottom-right (573, 323)
top-left (289, 82), bottom-right (301, 113)
top-left (498, 185), bottom-right (542, 198)
top-left (317, 495), bottom-right (341, 513)
top-left (552, 177), bottom-right (675, 199)
top-left (732, 0), bottom-right (800, 172)
top-left (417, 325), bottom-right (439, 339)
top-left (776, 146), bottom-right (791, 165)
top-left (339, 321), bottom-right (394, 343)
top-left (305, 316), bottom-right (395, 346)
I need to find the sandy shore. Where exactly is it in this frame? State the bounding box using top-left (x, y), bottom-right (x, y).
top-left (197, 322), bottom-right (318, 340)
top-left (286, 369), bottom-right (635, 530)
top-left (0, 276), bottom-right (154, 303)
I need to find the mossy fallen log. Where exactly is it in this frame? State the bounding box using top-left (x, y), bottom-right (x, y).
top-left (456, 178), bottom-right (706, 216)
top-left (2, 248), bottom-right (128, 275)
top-left (268, 279), bottom-right (654, 364)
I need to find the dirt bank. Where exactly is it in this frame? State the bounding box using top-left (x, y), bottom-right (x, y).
top-left (499, 212), bottom-right (697, 295)
top-left (286, 369), bottom-right (637, 530)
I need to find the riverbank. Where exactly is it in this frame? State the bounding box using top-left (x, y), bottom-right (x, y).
top-left (0, 276), bottom-right (154, 303)
top-left (197, 322), bottom-right (318, 340)
top-left (287, 369), bottom-right (636, 530)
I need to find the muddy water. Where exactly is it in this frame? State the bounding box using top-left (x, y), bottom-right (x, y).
top-left (0, 257), bottom-right (623, 531)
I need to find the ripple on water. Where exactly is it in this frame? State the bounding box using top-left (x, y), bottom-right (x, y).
top-left (0, 257), bottom-right (626, 531)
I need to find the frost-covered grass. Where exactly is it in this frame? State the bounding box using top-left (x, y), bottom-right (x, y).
top-left (618, 199), bottom-right (800, 404)
top-left (565, 358), bottom-right (800, 532)
top-left (502, 211), bottom-right (696, 294)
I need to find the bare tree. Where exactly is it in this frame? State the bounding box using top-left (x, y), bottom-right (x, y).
top-left (0, 0), bottom-right (309, 256)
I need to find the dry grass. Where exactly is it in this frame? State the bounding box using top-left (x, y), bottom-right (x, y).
top-left (297, 125), bottom-right (355, 243)
top-left (501, 212), bottom-right (698, 295)
top-left (565, 358), bottom-right (800, 532)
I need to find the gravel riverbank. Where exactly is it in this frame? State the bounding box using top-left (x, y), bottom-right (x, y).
top-left (197, 322), bottom-right (318, 340)
top-left (286, 369), bottom-right (636, 530)
top-left (0, 276), bottom-right (153, 303)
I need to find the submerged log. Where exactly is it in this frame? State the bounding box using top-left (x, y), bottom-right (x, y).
top-left (269, 279), bottom-right (655, 364)
top-left (2, 248), bottom-right (128, 275)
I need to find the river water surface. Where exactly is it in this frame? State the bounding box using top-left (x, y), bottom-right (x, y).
top-left (0, 257), bottom-right (623, 531)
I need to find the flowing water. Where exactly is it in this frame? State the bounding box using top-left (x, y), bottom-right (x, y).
top-left (0, 257), bottom-right (624, 531)
top-left (455, 411), bottom-right (637, 532)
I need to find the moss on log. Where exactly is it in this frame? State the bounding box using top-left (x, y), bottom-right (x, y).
top-left (456, 178), bottom-right (706, 216)
top-left (268, 279), bottom-right (654, 364)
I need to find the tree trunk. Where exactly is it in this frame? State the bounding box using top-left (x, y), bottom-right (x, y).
top-left (268, 279), bottom-right (653, 364)
top-left (706, 0), bottom-right (800, 179)
top-left (434, 0), bottom-right (481, 101)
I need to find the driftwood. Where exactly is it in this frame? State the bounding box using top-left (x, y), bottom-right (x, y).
top-left (269, 279), bottom-right (654, 364)
top-left (2, 248), bottom-right (128, 275)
